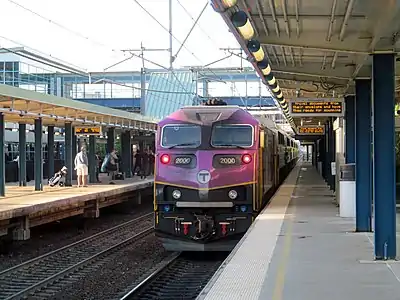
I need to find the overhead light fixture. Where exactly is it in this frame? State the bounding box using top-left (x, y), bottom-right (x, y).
top-left (257, 60), bottom-right (271, 75)
top-left (216, 4), bottom-right (295, 130)
top-left (221, 0), bottom-right (237, 7)
top-left (247, 40), bottom-right (265, 62)
top-left (231, 11), bottom-right (254, 40)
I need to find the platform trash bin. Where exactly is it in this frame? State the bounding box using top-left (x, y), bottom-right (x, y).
top-left (339, 163), bottom-right (355, 218)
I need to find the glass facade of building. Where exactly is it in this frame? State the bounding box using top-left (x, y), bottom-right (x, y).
top-left (144, 71), bottom-right (196, 119)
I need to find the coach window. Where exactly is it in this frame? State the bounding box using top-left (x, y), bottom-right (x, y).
top-left (160, 125), bottom-right (201, 148)
top-left (211, 124), bottom-right (253, 147)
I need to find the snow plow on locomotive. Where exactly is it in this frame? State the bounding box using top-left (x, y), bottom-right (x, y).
top-left (153, 99), bottom-right (299, 251)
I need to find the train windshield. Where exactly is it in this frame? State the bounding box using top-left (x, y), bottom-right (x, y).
top-left (211, 124), bottom-right (253, 147)
top-left (161, 125), bottom-right (201, 148)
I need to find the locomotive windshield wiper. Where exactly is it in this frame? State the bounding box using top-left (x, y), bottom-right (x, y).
top-left (167, 142), bottom-right (198, 149)
top-left (215, 144), bottom-right (245, 149)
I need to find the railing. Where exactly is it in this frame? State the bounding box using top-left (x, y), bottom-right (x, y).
top-left (0, 60), bottom-right (279, 110)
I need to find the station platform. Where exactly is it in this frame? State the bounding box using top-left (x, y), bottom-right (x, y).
top-left (0, 175), bottom-right (153, 240)
top-left (197, 163), bottom-right (400, 300)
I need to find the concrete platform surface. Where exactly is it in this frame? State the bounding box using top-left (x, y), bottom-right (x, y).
top-left (0, 175), bottom-right (154, 220)
top-left (198, 163), bottom-right (400, 300)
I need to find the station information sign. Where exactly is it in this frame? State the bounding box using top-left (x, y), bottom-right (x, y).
top-left (75, 126), bottom-right (102, 136)
top-left (297, 126), bottom-right (325, 135)
top-left (290, 99), bottom-right (344, 117)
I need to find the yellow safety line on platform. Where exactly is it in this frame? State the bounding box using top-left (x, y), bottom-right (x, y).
top-left (272, 206), bottom-right (295, 300)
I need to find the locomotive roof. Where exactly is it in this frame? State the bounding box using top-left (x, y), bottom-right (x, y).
top-left (158, 105), bottom-right (260, 127)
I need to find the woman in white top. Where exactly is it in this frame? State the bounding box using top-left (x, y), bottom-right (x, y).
top-left (74, 146), bottom-right (89, 187)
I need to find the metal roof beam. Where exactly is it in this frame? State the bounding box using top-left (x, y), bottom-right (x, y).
top-left (258, 32), bottom-right (370, 54)
top-left (272, 63), bottom-right (354, 79)
top-left (250, 14), bottom-right (367, 20)
top-left (270, 73), bottom-right (348, 86)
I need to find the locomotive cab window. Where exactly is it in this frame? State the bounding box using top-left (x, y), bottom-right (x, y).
top-left (211, 124), bottom-right (253, 147)
top-left (160, 124), bottom-right (201, 148)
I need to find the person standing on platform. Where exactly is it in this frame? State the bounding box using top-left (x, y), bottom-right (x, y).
top-left (148, 149), bottom-right (155, 175)
top-left (132, 145), bottom-right (138, 176)
top-left (139, 149), bottom-right (150, 179)
top-left (107, 149), bottom-right (119, 184)
top-left (95, 152), bottom-right (101, 183)
top-left (133, 148), bottom-right (142, 177)
top-left (74, 146), bottom-right (89, 187)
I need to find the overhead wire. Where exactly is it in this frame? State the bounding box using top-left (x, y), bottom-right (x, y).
top-left (6, 0), bottom-right (249, 107)
top-left (131, 0), bottom-right (205, 65)
top-left (6, 0), bottom-right (192, 95)
top-left (0, 34), bottom-right (88, 73)
top-left (0, 43), bottom-right (193, 115)
top-left (172, 0), bottom-right (249, 104)
top-left (131, 0), bottom-right (231, 102)
top-left (6, 0), bottom-right (123, 55)
top-left (175, 0), bottom-right (220, 49)
top-left (0, 41), bottom-right (191, 95)
top-left (145, 0), bottom-right (246, 104)
top-left (3, 0), bottom-right (195, 106)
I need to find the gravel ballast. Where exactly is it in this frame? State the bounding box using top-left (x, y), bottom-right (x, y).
top-left (0, 198), bottom-right (153, 271)
top-left (52, 234), bottom-right (170, 300)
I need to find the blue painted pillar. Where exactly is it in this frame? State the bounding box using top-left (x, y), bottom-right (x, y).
top-left (107, 127), bottom-right (115, 153)
top-left (372, 53), bottom-right (396, 259)
top-left (320, 135), bottom-right (326, 180)
top-left (47, 125), bottom-right (55, 179)
top-left (88, 135), bottom-right (96, 183)
top-left (323, 124), bottom-right (329, 181)
top-left (64, 123), bottom-right (73, 187)
top-left (312, 142), bottom-right (317, 167)
top-left (0, 113), bottom-right (4, 196)
top-left (323, 123), bottom-right (328, 181)
top-left (355, 79), bottom-right (372, 232)
top-left (315, 142), bottom-right (318, 168)
top-left (345, 95), bottom-right (356, 164)
top-left (19, 123), bottom-right (27, 186)
top-left (329, 118), bottom-right (336, 191)
top-left (328, 120), bottom-right (332, 186)
top-left (34, 118), bottom-right (43, 191)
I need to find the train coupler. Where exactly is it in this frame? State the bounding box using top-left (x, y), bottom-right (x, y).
top-left (192, 214), bottom-right (216, 241)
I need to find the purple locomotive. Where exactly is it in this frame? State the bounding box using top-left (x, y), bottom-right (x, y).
top-left (154, 99), bottom-right (299, 251)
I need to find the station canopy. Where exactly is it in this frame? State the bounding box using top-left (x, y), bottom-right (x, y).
top-left (215, 0), bottom-right (400, 128)
top-left (0, 84), bottom-right (158, 132)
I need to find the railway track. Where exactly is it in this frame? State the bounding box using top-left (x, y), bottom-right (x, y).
top-left (0, 212), bottom-right (154, 300)
top-left (120, 251), bottom-right (228, 300)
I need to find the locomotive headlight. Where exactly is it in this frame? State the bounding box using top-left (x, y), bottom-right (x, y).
top-left (228, 190), bottom-right (238, 199)
top-left (172, 189), bottom-right (182, 199)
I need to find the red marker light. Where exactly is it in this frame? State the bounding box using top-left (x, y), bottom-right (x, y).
top-left (242, 154), bottom-right (252, 164)
top-left (160, 154), bottom-right (170, 164)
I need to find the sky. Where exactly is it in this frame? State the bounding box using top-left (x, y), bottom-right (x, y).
top-left (0, 0), bottom-right (251, 72)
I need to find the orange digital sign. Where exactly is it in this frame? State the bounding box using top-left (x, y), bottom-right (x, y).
top-left (297, 126), bottom-right (325, 135)
top-left (290, 100), bottom-right (344, 117)
top-left (75, 126), bottom-right (102, 135)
